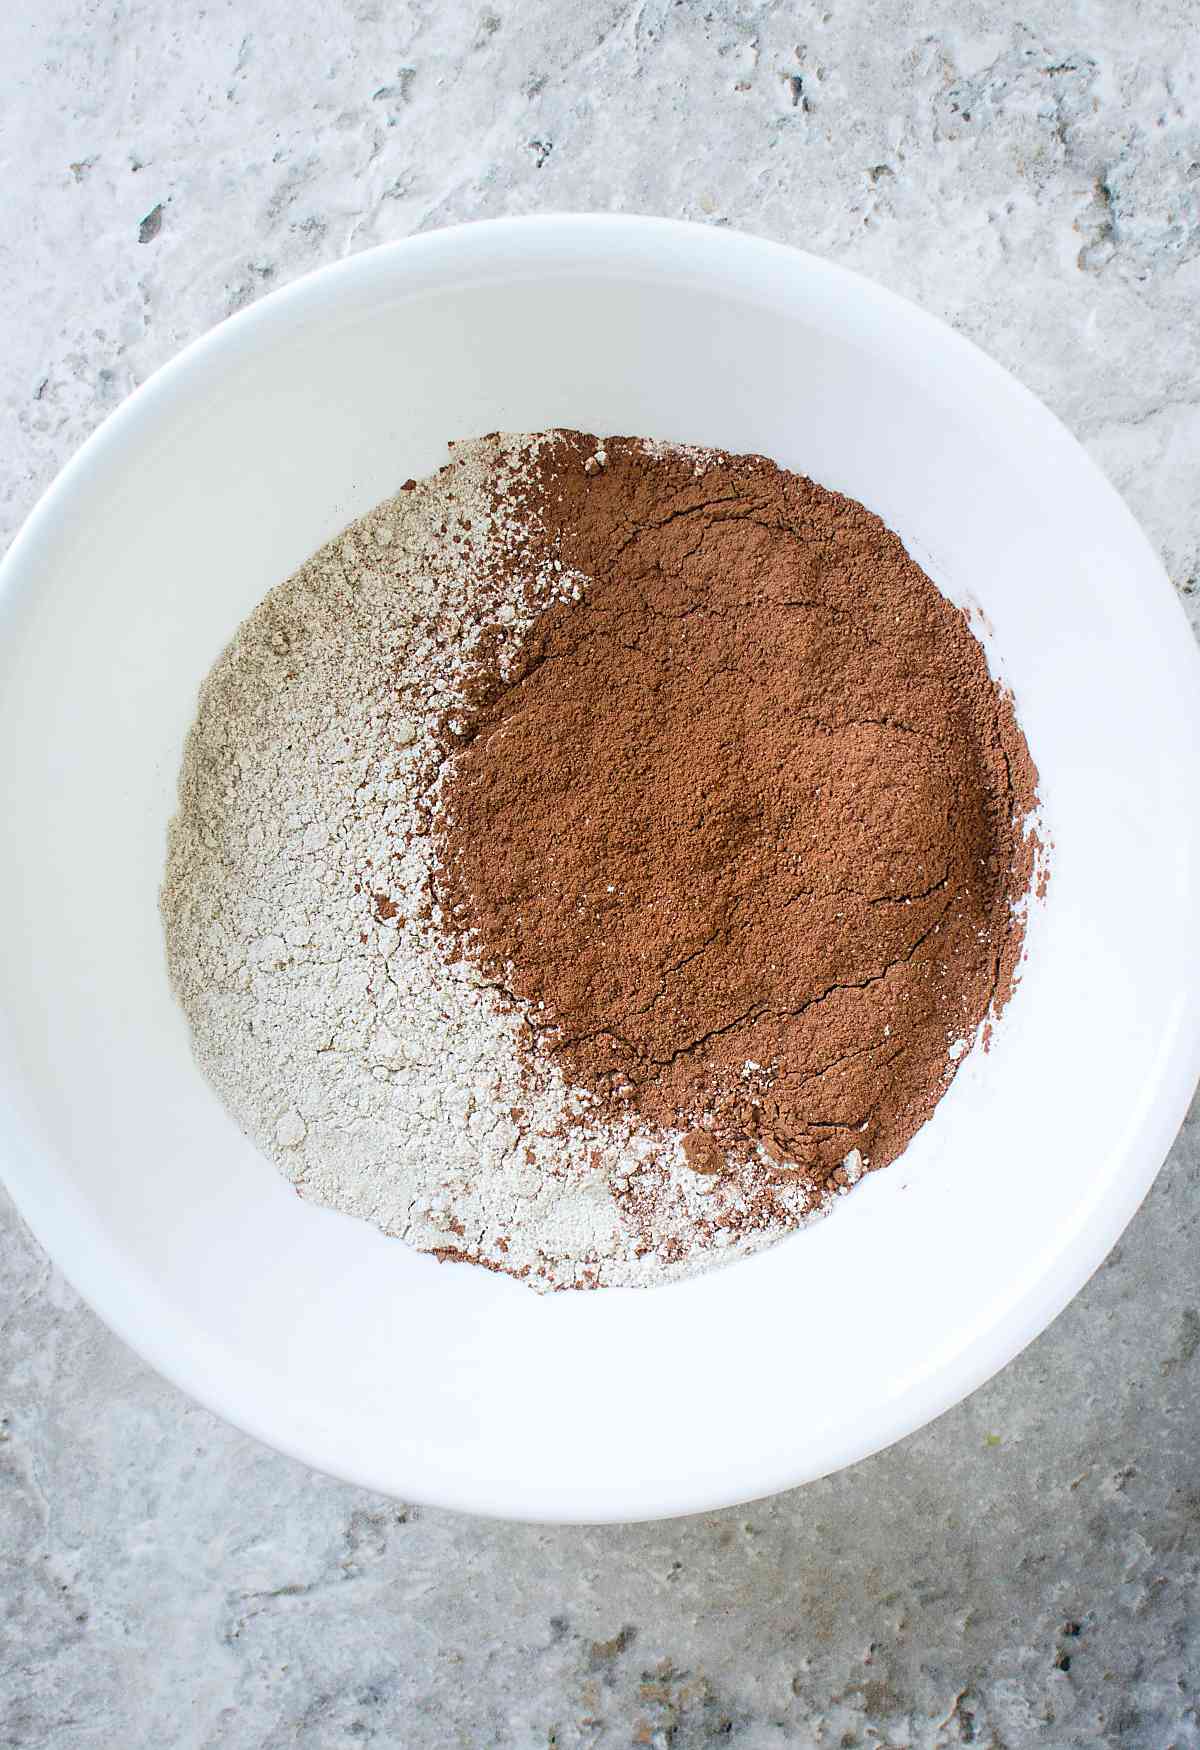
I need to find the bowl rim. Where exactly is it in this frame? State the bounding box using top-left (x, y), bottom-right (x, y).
top-left (3, 212), bottom-right (1200, 1523)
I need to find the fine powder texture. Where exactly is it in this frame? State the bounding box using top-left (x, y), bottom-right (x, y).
top-left (162, 431), bottom-right (1043, 1292)
top-left (434, 433), bottom-right (1041, 1198)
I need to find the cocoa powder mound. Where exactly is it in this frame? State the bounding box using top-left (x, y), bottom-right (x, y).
top-left (433, 432), bottom-right (1040, 1196)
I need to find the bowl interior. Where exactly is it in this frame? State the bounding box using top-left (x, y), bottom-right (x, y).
top-left (2, 218), bottom-right (1198, 1521)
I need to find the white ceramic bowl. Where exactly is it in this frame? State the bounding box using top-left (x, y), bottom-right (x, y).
top-left (2, 216), bottom-right (1199, 1523)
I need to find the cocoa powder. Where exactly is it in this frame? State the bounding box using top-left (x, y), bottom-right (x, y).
top-left (433, 431), bottom-right (1041, 1200)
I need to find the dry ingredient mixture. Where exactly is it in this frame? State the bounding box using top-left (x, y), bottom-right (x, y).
top-left (162, 430), bottom-right (1042, 1292)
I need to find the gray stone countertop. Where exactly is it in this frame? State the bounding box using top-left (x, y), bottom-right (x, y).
top-left (2, 1), bottom-right (1200, 1744)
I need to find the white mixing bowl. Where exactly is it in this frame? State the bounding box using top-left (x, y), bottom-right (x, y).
top-left (2, 216), bottom-right (1198, 1522)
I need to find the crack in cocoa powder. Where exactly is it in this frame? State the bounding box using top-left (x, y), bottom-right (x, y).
top-left (782, 871), bottom-right (951, 909)
top-left (571, 892), bottom-right (954, 1074)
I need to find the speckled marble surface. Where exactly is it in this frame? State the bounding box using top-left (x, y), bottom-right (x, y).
top-left (2, 2), bottom-right (1200, 1744)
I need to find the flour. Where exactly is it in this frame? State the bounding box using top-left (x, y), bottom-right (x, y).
top-left (161, 435), bottom-right (847, 1291)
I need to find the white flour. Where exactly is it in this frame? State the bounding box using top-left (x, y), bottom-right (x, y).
top-left (161, 435), bottom-right (842, 1291)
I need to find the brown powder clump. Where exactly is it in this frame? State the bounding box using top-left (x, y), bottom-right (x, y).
top-left (433, 432), bottom-right (1040, 1192)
